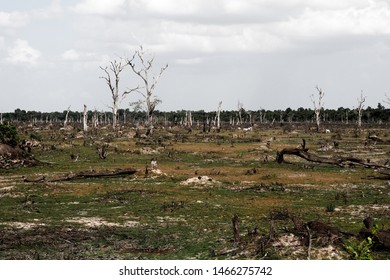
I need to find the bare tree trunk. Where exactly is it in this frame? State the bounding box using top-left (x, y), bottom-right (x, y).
top-left (92, 110), bottom-right (98, 128)
top-left (357, 92), bottom-right (366, 129)
top-left (188, 111), bottom-right (192, 127)
top-left (83, 104), bottom-right (88, 132)
top-left (100, 60), bottom-right (138, 130)
top-left (311, 86), bottom-right (325, 132)
top-left (237, 101), bottom-right (243, 125)
top-left (64, 105), bottom-right (71, 127)
top-left (216, 101), bottom-right (222, 132)
top-left (127, 46), bottom-right (168, 136)
top-left (384, 93), bottom-right (390, 106)
top-left (276, 144), bottom-right (389, 169)
top-left (24, 167), bottom-right (137, 182)
top-left (185, 111), bottom-right (193, 131)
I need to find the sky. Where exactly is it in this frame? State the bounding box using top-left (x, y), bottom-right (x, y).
top-left (1, 0), bottom-right (390, 113)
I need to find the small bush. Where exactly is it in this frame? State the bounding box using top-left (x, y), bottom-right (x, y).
top-left (344, 225), bottom-right (378, 260)
top-left (0, 124), bottom-right (19, 147)
top-left (326, 202), bottom-right (336, 212)
top-left (29, 133), bottom-right (42, 141)
top-left (344, 237), bottom-right (373, 260)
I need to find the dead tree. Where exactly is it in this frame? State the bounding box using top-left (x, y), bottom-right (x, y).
top-left (276, 140), bottom-right (390, 169)
top-left (185, 111), bottom-right (193, 131)
top-left (100, 59), bottom-right (138, 129)
top-left (23, 167), bottom-right (137, 182)
top-left (384, 93), bottom-right (390, 106)
top-left (83, 104), bottom-right (88, 132)
top-left (63, 105), bottom-right (71, 127)
top-left (237, 101), bottom-right (244, 125)
top-left (216, 101), bottom-right (222, 132)
top-left (356, 91), bottom-right (366, 129)
top-left (92, 109), bottom-right (99, 128)
top-left (127, 46), bottom-right (168, 136)
top-left (311, 86), bottom-right (325, 132)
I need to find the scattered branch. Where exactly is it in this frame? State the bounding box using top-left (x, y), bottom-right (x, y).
top-left (23, 168), bottom-right (137, 182)
top-left (276, 140), bottom-right (389, 169)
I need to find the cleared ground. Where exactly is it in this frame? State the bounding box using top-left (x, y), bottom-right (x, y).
top-left (0, 124), bottom-right (389, 259)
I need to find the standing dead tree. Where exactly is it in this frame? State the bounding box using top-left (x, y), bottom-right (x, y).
top-left (356, 91), bottom-right (366, 129)
top-left (237, 101), bottom-right (244, 125)
top-left (384, 93), bottom-right (390, 106)
top-left (100, 60), bottom-right (138, 129)
top-left (311, 86), bottom-right (325, 132)
top-left (83, 104), bottom-right (88, 132)
top-left (216, 101), bottom-right (222, 132)
top-left (127, 46), bottom-right (168, 136)
top-left (63, 105), bottom-right (71, 127)
top-left (185, 111), bottom-right (193, 131)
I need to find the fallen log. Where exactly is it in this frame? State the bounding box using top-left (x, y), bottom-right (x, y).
top-left (23, 167), bottom-right (137, 182)
top-left (276, 147), bottom-right (389, 169)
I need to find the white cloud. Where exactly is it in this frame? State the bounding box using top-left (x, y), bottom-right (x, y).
top-left (61, 49), bottom-right (80, 61)
top-left (6, 39), bottom-right (41, 65)
top-left (72, 0), bottom-right (127, 16)
top-left (174, 57), bottom-right (204, 65)
top-left (0, 11), bottom-right (29, 28)
top-left (143, 0), bottom-right (206, 15)
top-left (280, 1), bottom-right (390, 37)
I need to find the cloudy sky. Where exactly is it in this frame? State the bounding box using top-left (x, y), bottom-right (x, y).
top-left (1, 0), bottom-right (390, 113)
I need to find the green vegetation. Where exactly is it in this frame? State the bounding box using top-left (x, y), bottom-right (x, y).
top-left (0, 124), bottom-right (19, 147)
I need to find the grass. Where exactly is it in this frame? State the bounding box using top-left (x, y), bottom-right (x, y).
top-left (1, 124), bottom-right (389, 259)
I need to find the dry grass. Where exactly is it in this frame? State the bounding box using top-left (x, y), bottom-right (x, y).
top-left (0, 125), bottom-right (389, 259)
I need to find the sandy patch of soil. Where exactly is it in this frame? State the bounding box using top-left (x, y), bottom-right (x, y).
top-left (66, 217), bottom-right (140, 228)
top-left (181, 176), bottom-right (220, 186)
top-left (1, 221), bottom-right (46, 230)
top-left (272, 234), bottom-right (347, 260)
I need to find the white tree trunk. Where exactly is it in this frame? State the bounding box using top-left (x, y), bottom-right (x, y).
top-left (83, 104), bottom-right (88, 132)
top-left (127, 46), bottom-right (168, 136)
top-left (216, 101), bottom-right (222, 131)
top-left (357, 92), bottom-right (366, 128)
top-left (100, 60), bottom-right (138, 130)
top-left (311, 86), bottom-right (325, 132)
top-left (64, 105), bottom-right (71, 127)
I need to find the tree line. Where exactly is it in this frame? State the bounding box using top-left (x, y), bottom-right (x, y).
top-left (2, 103), bottom-right (389, 127)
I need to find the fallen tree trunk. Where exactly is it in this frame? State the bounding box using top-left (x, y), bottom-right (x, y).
top-left (276, 147), bottom-right (389, 169)
top-left (23, 167), bottom-right (137, 182)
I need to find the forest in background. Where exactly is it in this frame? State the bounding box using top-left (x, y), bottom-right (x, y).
top-left (2, 104), bottom-right (390, 126)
